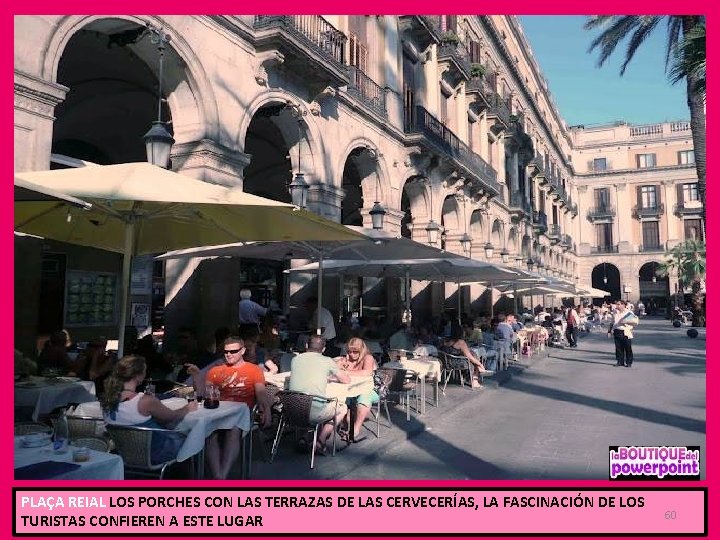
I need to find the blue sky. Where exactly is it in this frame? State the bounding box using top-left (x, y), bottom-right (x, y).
top-left (518, 16), bottom-right (689, 127)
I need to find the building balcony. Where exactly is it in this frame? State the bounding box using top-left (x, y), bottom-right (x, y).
top-left (587, 206), bottom-right (616, 221)
top-left (591, 244), bottom-right (619, 254)
top-left (347, 66), bottom-right (387, 118)
top-left (508, 192), bottom-right (531, 217)
top-left (529, 154), bottom-right (548, 184)
top-left (484, 92), bottom-right (512, 133)
top-left (547, 224), bottom-right (561, 242)
top-left (532, 211), bottom-right (547, 233)
top-left (398, 16), bottom-right (442, 51)
top-left (560, 234), bottom-right (573, 249)
top-left (674, 201), bottom-right (703, 216)
top-left (437, 39), bottom-right (472, 85)
top-left (632, 203), bottom-right (665, 219)
top-left (254, 16), bottom-right (348, 88)
top-left (404, 105), bottom-right (500, 197)
top-left (638, 244), bottom-right (665, 253)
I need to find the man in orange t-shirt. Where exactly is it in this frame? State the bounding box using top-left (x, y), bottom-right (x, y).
top-left (194, 336), bottom-right (271, 479)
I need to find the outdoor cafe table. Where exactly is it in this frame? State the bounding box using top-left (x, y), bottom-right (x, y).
top-left (384, 356), bottom-right (441, 413)
top-left (15, 376), bottom-right (96, 421)
top-left (14, 436), bottom-right (124, 480)
top-left (70, 398), bottom-right (252, 479)
top-left (266, 372), bottom-right (374, 442)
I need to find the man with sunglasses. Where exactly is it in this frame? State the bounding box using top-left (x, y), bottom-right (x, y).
top-left (189, 336), bottom-right (271, 479)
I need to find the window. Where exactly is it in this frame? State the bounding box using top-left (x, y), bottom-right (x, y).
top-left (594, 188), bottom-right (611, 210)
top-left (439, 84), bottom-right (450, 124)
top-left (467, 117), bottom-right (474, 151)
top-left (636, 153), bottom-right (657, 168)
top-left (682, 183), bottom-right (699, 202)
top-left (678, 150), bottom-right (695, 165)
top-left (593, 157), bottom-right (607, 171)
top-left (684, 219), bottom-right (704, 241)
top-left (642, 221), bottom-right (660, 248)
top-left (595, 223), bottom-right (613, 248)
top-left (640, 186), bottom-right (658, 208)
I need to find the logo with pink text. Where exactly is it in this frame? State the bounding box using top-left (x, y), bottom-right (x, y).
top-left (609, 445), bottom-right (700, 480)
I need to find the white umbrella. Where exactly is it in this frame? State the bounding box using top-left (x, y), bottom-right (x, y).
top-left (14, 162), bottom-right (365, 355)
top-left (576, 285), bottom-right (611, 298)
top-left (15, 176), bottom-right (92, 209)
top-left (156, 226), bottom-right (461, 331)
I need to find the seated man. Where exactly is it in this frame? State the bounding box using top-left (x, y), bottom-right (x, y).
top-left (189, 336), bottom-right (271, 480)
top-left (289, 335), bottom-right (349, 454)
top-left (387, 323), bottom-right (415, 353)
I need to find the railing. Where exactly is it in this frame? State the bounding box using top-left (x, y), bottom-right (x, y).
top-left (254, 16), bottom-right (347, 66)
top-left (670, 121), bottom-right (691, 132)
top-left (437, 39), bottom-right (472, 76)
top-left (405, 105), bottom-right (499, 191)
top-left (560, 234), bottom-right (572, 247)
top-left (591, 245), bottom-right (619, 254)
top-left (630, 124), bottom-right (663, 137)
top-left (674, 202), bottom-right (703, 215)
top-left (547, 224), bottom-right (561, 237)
top-left (633, 203), bottom-right (665, 218)
top-left (347, 66), bottom-right (387, 116)
top-left (484, 92), bottom-right (512, 126)
top-left (569, 203), bottom-right (578, 215)
top-left (532, 153), bottom-right (547, 177)
top-left (587, 206), bottom-right (616, 219)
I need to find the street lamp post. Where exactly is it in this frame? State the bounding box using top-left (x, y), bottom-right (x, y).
top-left (143, 25), bottom-right (174, 168)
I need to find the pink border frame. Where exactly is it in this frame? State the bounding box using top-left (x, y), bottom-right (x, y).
top-left (4, 2), bottom-right (714, 538)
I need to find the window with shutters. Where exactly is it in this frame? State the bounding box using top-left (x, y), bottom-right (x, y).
top-left (682, 183), bottom-right (699, 202)
top-left (684, 219), bottom-right (703, 241)
top-left (402, 55), bottom-right (416, 130)
top-left (595, 223), bottom-right (614, 248)
top-left (592, 157), bottom-right (607, 171)
top-left (594, 188), bottom-right (611, 210)
top-left (636, 153), bottom-right (657, 168)
top-left (642, 221), bottom-right (661, 248)
top-left (678, 150), bottom-right (695, 165)
top-left (467, 116), bottom-right (474, 151)
top-left (439, 84), bottom-right (450, 124)
top-left (347, 33), bottom-right (368, 73)
top-left (640, 185), bottom-right (658, 208)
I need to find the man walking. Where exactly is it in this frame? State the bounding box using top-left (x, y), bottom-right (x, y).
top-left (608, 300), bottom-right (640, 367)
top-left (564, 304), bottom-right (580, 348)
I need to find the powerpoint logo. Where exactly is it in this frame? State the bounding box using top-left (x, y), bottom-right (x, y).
top-left (609, 446), bottom-right (700, 480)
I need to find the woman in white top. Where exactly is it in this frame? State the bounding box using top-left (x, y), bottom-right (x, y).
top-left (102, 355), bottom-right (197, 463)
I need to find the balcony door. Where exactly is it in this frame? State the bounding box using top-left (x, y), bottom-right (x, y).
top-left (595, 223), bottom-right (614, 249)
top-left (594, 187), bottom-right (610, 211)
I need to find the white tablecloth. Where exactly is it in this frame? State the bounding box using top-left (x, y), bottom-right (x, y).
top-left (14, 436), bottom-right (123, 480)
top-left (169, 399), bottom-right (251, 462)
top-left (266, 372), bottom-right (373, 400)
top-left (384, 357), bottom-right (442, 380)
top-left (15, 377), bottom-right (97, 421)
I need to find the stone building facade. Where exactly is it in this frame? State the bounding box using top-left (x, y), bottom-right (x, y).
top-left (14, 15), bottom-right (700, 351)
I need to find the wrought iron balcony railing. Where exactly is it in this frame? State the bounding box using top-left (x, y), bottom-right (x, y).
top-left (254, 16), bottom-right (347, 67)
top-left (405, 105), bottom-right (500, 194)
top-left (591, 244), bottom-right (619, 254)
top-left (673, 202), bottom-right (703, 215)
top-left (638, 244), bottom-right (665, 253)
top-left (532, 211), bottom-right (548, 232)
top-left (587, 206), bottom-right (616, 220)
top-left (547, 224), bottom-right (561, 238)
top-left (632, 203), bottom-right (665, 219)
top-left (347, 66), bottom-right (387, 117)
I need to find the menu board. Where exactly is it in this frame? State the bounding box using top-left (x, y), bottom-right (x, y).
top-left (64, 270), bottom-right (118, 327)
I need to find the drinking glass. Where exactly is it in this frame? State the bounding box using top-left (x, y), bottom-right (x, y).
top-left (186, 389), bottom-right (197, 403)
top-left (144, 382), bottom-right (155, 397)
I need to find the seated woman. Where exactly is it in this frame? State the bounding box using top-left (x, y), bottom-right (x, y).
top-left (441, 328), bottom-right (491, 388)
top-left (335, 337), bottom-right (377, 442)
top-left (101, 355), bottom-right (197, 464)
top-left (85, 337), bottom-right (114, 395)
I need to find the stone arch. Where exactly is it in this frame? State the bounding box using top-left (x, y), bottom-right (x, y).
top-left (339, 144), bottom-right (386, 226)
top-left (592, 262), bottom-right (621, 301)
top-left (441, 195), bottom-right (461, 234)
top-left (490, 218), bottom-right (503, 248)
top-left (469, 209), bottom-right (486, 247)
top-left (42, 16), bottom-right (215, 145)
top-left (337, 137), bottom-right (389, 203)
top-left (507, 227), bottom-right (519, 257)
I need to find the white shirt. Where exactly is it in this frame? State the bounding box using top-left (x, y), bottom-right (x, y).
top-left (312, 307), bottom-right (336, 341)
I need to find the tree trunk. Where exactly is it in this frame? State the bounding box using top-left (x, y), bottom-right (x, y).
top-left (682, 16), bottom-right (706, 236)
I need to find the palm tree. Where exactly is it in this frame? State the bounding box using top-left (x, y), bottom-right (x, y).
top-left (656, 239), bottom-right (706, 326)
top-left (584, 16), bottom-right (706, 215)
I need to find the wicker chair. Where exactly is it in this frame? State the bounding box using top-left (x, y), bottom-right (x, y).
top-left (105, 424), bottom-right (183, 480)
top-left (270, 391), bottom-right (338, 469)
top-left (437, 351), bottom-right (475, 392)
top-left (72, 436), bottom-right (110, 452)
top-left (14, 422), bottom-right (52, 436)
top-left (373, 367), bottom-right (419, 437)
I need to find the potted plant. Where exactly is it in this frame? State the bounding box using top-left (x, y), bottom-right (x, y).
top-left (440, 30), bottom-right (460, 45)
top-left (470, 63), bottom-right (486, 79)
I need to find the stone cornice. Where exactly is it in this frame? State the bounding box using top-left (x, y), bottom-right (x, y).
top-left (14, 70), bottom-right (68, 120)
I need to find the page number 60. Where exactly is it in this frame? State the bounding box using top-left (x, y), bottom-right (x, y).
top-left (664, 511), bottom-right (677, 520)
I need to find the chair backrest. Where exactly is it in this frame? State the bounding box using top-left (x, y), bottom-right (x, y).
top-left (105, 423), bottom-right (181, 471)
top-left (279, 352), bottom-right (296, 373)
top-left (14, 422), bottom-right (52, 436)
top-left (72, 436), bottom-right (110, 452)
top-left (276, 391), bottom-right (315, 428)
top-left (67, 415), bottom-right (106, 439)
top-left (377, 367), bottom-right (415, 393)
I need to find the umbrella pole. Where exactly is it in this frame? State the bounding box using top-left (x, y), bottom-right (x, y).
top-left (514, 282), bottom-right (518, 314)
top-left (405, 269), bottom-right (411, 322)
top-left (489, 281), bottom-right (494, 318)
top-left (457, 280), bottom-right (462, 325)
top-left (118, 220), bottom-right (135, 358)
top-left (316, 252), bottom-right (324, 335)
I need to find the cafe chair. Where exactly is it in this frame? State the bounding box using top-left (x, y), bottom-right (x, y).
top-left (373, 367), bottom-right (419, 437)
top-left (14, 422), bottom-right (52, 436)
top-left (106, 424), bottom-right (184, 480)
top-left (437, 351), bottom-right (475, 392)
top-left (72, 436), bottom-right (110, 452)
top-left (270, 391), bottom-right (339, 470)
top-left (241, 399), bottom-right (282, 479)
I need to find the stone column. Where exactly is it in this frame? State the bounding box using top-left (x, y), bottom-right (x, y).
top-left (172, 139), bottom-right (251, 188)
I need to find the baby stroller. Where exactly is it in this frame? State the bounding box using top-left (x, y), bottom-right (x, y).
top-left (548, 319), bottom-right (567, 348)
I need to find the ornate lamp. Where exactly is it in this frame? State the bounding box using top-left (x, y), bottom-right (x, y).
top-left (143, 26), bottom-right (174, 168)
